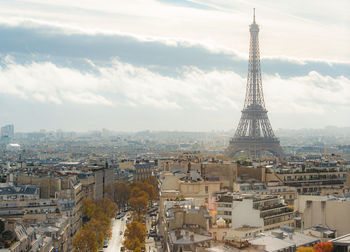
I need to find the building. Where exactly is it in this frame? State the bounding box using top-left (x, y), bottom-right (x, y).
top-left (134, 160), bottom-right (154, 181)
top-left (92, 167), bottom-right (114, 199)
top-left (1, 219), bottom-right (54, 252)
top-left (216, 193), bottom-right (294, 231)
top-left (249, 226), bottom-right (320, 252)
top-left (0, 184), bottom-right (40, 201)
top-left (168, 229), bottom-right (212, 252)
top-left (295, 195), bottom-right (350, 237)
top-left (233, 182), bottom-right (297, 206)
top-left (12, 174), bottom-right (83, 237)
top-left (55, 176), bottom-right (83, 237)
top-left (265, 166), bottom-right (348, 194)
top-left (37, 216), bottom-right (70, 252)
top-left (1, 124), bottom-right (14, 144)
top-left (331, 233), bottom-right (350, 252)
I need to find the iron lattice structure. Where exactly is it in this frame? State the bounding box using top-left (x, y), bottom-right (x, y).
top-left (226, 10), bottom-right (284, 158)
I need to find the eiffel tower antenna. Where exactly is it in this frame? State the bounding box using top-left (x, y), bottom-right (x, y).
top-left (253, 8), bottom-right (255, 23)
top-left (226, 10), bottom-right (284, 158)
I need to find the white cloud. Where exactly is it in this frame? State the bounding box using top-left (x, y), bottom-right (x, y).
top-left (264, 71), bottom-right (350, 115)
top-left (0, 59), bottom-right (349, 121)
top-left (0, 0), bottom-right (349, 62)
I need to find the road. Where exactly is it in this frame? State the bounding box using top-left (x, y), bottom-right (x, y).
top-left (145, 216), bottom-right (156, 252)
top-left (104, 217), bottom-right (127, 252)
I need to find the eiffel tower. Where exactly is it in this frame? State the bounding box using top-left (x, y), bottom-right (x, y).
top-left (226, 9), bottom-right (284, 158)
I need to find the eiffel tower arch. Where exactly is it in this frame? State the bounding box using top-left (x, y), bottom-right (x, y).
top-left (226, 9), bottom-right (284, 158)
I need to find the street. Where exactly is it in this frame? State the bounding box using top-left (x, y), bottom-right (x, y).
top-left (104, 217), bottom-right (127, 252)
top-left (145, 216), bottom-right (156, 252)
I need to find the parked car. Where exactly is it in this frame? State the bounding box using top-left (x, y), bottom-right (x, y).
top-left (103, 240), bottom-right (109, 248)
top-left (120, 231), bottom-right (123, 235)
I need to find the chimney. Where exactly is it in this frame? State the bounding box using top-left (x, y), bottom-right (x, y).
top-left (190, 234), bottom-right (194, 241)
top-left (175, 230), bottom-right (182, 240)
top-left (166, 162), bottom-right (169, 171)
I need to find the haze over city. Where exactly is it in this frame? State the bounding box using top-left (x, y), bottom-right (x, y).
top-left (0, 0), bottom-right (349, 132)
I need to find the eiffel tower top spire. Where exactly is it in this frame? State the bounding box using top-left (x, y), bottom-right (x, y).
top-left (244, 7), bottom-right (265, 110)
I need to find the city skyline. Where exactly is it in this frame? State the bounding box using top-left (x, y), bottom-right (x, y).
top-left (0, 0), bottom-right (349, 131)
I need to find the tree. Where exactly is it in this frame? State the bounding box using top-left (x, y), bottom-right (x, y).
top-left (296, 247), bottom-right (314, 252)
top-left (114, 182), bottom-right (131, 210)
top-left (123, 221), bottom-right (147, 251)
top-left (104, 185), bottom-right (114, 200)
top-left (79, 198), bottom-right (114, 248)
top-left (314, 242), bottom-right (333, 252)
top-left (129, 195), bottom-right (149, 219)
top-left (96, 198), bottom-right (117, 218)
top-left (82, 199), bottom-right (98, 219)
top-left (124, 221), bottom-right (147, 243)
top-left (72, 228), bottom-right (98, 252)
top-left (130, 187), bottom-right (148, 198)
top-left (134, 247), bottom-right (142, 252)
top-left (134, 181), bottom-right (157, 204)
top-left (123, 237), bottom-right (142, 251)
top-left (83, 219), bottom-right (106, 249)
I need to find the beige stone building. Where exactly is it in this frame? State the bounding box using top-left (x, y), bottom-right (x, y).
top-left (55, 176), bottom-right (83, 237)
top-left (159, 170), bottom-right (221, 211)
top-left (295, 195), bottom-right (350, 237)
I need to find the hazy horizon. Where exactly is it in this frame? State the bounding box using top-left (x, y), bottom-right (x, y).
top-left (6, 125), bottom-right (350, 134)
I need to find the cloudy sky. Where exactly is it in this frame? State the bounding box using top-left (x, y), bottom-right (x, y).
top-left (0, 0), bottom-right (349, 132)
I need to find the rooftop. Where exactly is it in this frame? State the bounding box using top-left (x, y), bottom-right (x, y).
top-left (169, 229), bottom-right (212, 245)
top-left (0, 184), bottom-right (39, 196)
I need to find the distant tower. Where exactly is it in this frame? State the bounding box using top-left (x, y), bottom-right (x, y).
top-left (226, 9), bottom-right (284, 158)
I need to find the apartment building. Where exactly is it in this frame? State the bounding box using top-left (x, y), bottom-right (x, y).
top-left (265, 166), bottom-right (347, 194)
top-left (233, 182), bottom-right (297, 206)
top-left (295, 194), bottom-right (350, 236)
top-left (217, 193), bottom-right (294, 231)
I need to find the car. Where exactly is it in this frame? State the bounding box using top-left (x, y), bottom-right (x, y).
top-left (103, 240), bottom-right (109, 248)
top-left (120, 231), bottom-right (123, 235)
top-left (149, 233), bottom-right (157, 238)
top-left (120, 246), bottom-right (124, 251)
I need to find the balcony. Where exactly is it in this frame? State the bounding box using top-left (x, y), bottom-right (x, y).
top-left (258, 203), bottom-right (286, 211)
top-left (261, 208), bottom-right (293, 219)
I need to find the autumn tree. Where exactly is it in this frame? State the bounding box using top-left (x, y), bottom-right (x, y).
top-left (78, 198), bottom-right (115, 250)
top-left (96, 198), bottom-right (118, 218)
top-left (82, 199), bottom-right (98, 219)
top-left (104, 185), bottom-right (114, 200)
top-left (314, 242), bottom-right (333, 252)
top-left (83, 219), bottom-right (106, 248)
top-left (123, 221), bottom-right (146, 251)
top-left (134, 181), bottom-right (157, 204)
top-left (123, 237), bottom-right (142, 251)
top-left (128, 187), bottom-right (149, 219)
top-left (124, 221), bottom-right (146, 243)
top-left (296, 247), bottom-right (314, 252)
top-left (114, 182), bottom-right (131, 210)
top-left (72, 228), bottom-right (98, 252)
